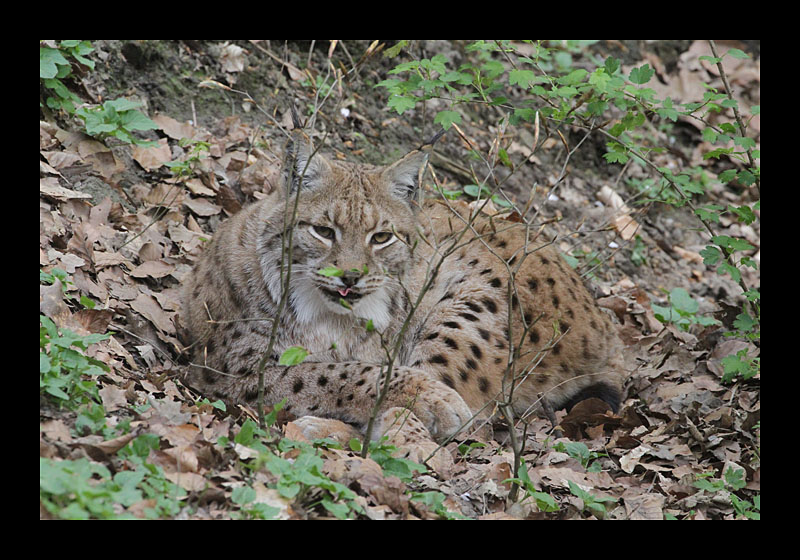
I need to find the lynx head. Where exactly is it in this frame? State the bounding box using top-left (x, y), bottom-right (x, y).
top-left (262, 130), bottom-right (432, 330)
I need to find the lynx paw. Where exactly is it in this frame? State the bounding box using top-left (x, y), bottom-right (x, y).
top-left (375, 407), bottom-right (456, 477)
top-left (393, 374), bottom-right (473, 441)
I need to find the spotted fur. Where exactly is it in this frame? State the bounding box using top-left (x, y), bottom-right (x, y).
top-left (181, 130), bottom-right (626, 441)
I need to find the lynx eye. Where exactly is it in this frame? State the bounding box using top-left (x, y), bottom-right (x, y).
top-left (370, 231), bottom-right (394, 245)
top-left (310, 224), bottom-right (335, 241)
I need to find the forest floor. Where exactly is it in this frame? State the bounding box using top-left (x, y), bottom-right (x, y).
top-left (40, 40), bottom-right (760, 520)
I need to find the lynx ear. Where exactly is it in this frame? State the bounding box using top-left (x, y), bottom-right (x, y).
top-left (282, 130), bottom-right (332, 193)
top-left (382, 130), bottom-right (444, 202)
top-left (382, 149), bottom-right (430, 202)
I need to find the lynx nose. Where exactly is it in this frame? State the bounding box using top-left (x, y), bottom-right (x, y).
top-left (341, 269), bottom-right (361, 288)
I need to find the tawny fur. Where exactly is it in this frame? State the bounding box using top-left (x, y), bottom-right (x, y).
top-left (181, 131), bottom-right (626, 440)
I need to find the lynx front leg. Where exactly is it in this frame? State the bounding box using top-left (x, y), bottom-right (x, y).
top-left (192, 361), bottom-right (472, 441)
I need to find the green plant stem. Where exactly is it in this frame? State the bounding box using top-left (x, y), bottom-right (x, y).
top-left (707, 40), bottom-right (760, 197)
top-left (592, 126), bottom-right (755, 314)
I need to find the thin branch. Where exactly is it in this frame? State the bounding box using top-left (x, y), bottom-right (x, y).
top-left (707, 40), bottom-right (760, 197)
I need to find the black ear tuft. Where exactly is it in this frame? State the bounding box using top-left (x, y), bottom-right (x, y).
top-left (382, 150), bottom-right (429, 202)
top-left (290, 99), bottom-right (303, 130)
top-left (382, 130), bottom-right (445, 203)
top-left (282, 130), bottom-right (331, 193)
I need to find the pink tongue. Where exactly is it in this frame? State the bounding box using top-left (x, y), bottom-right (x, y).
top-left (338, 287), bottom-right (351, 297)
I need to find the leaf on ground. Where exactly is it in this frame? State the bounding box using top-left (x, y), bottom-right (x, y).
top-left (152, 113), bottom-right (197, 141)
top-left (183, 196), bottom-right (222, 217)
top-left (132, 138), bottom-right (171, 171)
top-left (129, 260), bottom-right (175, 279)
top-left (130, 292), bottom-right (175, 334)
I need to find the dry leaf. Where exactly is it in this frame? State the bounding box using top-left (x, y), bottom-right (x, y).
top-left (40, 419), bottom-right (73, 443)
top-left (72, 308), bottom-right (115, 334)
top-left (153, 113), bottom-right (196, 141)
top-left (40, 177), bottom-right (92, 201)
top-left (130, 292), bottom-right (175, 334)
top-left (41, 150), bottom-right (84, 170)
top-left (99, 384), bottom-right (128, 412)
top-left (165, 471), bottom-right (208, 492)
top-left (185, 177), bottom-right (216, 196)
top-left (132, 138), bottom-right (171, 171)
top-left (624, 492), bottom-right (665, 520)
top-left (219, 43), bottom-right (246, 73)
top-left (598, 185), bottom-right (640, 240)
top-left (129, 260), bottom-right (175, 279)
top-left (183, 196), bottom-right (222, 217)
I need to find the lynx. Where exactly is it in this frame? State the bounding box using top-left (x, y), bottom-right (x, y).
top-left (181, 130), bottom-right (626, 441)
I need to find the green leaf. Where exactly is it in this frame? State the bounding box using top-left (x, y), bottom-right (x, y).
top-left (462, 184), bottom-right (488, 198)
top-left (712, 235), bottom-right (755, 253)
top-left (737, 169), bottom-right (756, 186)
top-left (553, 85), bottom-right (579, 98)
top-left (387, 94), bottom-right (417, 114)
top-left (532, 491), bottom-right (559, 512)
top-left (728, 204), bottom-right (756, 225)
top-left (210, 399), bottom-right (226, 411)
top-left (567, 480), bottom-right (592, 502)
top-left (119, 110), bottom-right (159, 132)
top-left (717, 262), bottom-right (741, 283)
top-left (720, 354), bottom-right (748, 382)
top-left (603, 56), bottom-right (620, 75)
top-left (695, 474), bottom-right (725, 493)
top-left (437, 188), bottom-right (463, 200)
top-left (419, 78), bottom-right (443, 94)
top-left (40, 47), bottom-right (70, 79)
top-left (317, 266), bottom-right (343, 277)
top-left (321, 498), bottom-right (351, 519)
top-left (264, 398), bottom-right (286, 427)
top-left (733, 312), bottom-right (756, 332)
top-left (558, 69), bottom-right (588, 86)
top-left (375, 78), bottom-right (404, 92)
top-left (603, 151), bottom-right (629, 164)
top-left (433, 110), bottom-right (461, 130)
top-left (509, 69), bottom-right (537, 88)
top-left (491, 195), bottom-right (512, 208)
top-left (657, 97), bottom-right (679, 122)
top-left (651, 303), bottom-right (678, 325)
top-left (704, 147), bottom-right (734, 160)
top-left (234, 420), bottom-right (255, 445)
top-left (231, 486), bottom-right (256, 505)
top-left (726, 48), bottom-right (750, 60)
top-left (695, 204), bottom-right (723, 223)
top-left (699, 55), bottom-right (722, 65)
top-left (734, 135), bottom-right (756, 150)
top-left (718, 169), bottom-right (738, 183)
top-left (441, 71), bottom-right (473, 85)
top-left (104, 98), bottom-right (144, 112)
top-left (669, 288), bottom-right (698, 314)
top-left (628, 64), bottom-right (654, 85)
top-left (279, 346), bottom-right (309, 366)
top-left (701, 127), bottom-right (718, 143)
top-left (724, 466), bottom-right (746, 490)
top-left (383, 40), bottom-right (407, 58)
top-left (559, 441), bottom-right (590, 463)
